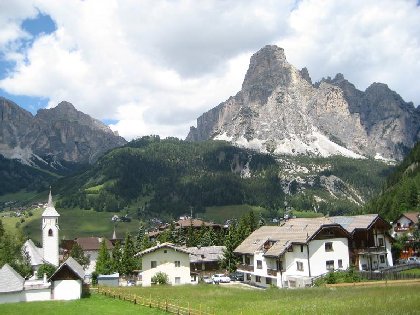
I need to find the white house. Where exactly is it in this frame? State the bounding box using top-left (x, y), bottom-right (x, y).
top-left (330, 214), bottom-right (393, 270)
top-left (136, 243), bottom-right (193, 286)
top-left (235, 218), bottom-right (350, 288)
top-left (70, 237), bottom-right (114, 275)
top-left (391, 212), bottom-right (419, 238)
top-left (235, 214), bottom-right (394, 288)
top-left (49, 257), bottom-right (85, 300)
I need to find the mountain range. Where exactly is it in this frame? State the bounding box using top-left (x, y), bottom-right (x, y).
top-left (187, 45), bottom-right (420, 161)
top-left (0, 97), bottom-right (126, 170)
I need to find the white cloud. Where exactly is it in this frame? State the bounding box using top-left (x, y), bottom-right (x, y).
top-left (0, 0), bottom-right (419, 140)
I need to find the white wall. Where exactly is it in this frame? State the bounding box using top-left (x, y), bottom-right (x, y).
top-left (25, 288), bottom-right (51, 302)
top-left (53, 280), bottom-right (82, 300)
top-left (85, 250), bottom-right (98, 275)
top-left (0, 292), bottom-right (23, 304)
top-left (308, 238), bottom-right (349, 277)
top-left (141, 248), bottom-right (190, 287)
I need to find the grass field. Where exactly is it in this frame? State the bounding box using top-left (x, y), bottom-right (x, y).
top-left (22, 208), bottom-right (142, 242)
top-left (199, 204), bottom-right (267, 223)
top-left (0, 293), bottom-right (163, 315)
top-left (107, 283), bottom-right (420, 315)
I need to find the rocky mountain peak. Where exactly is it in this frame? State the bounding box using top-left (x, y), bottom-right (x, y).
top-left (241, 45), bottom-right (292, 104)
top-left (187, 45), bottom-right (420, 161)
top-left (0, 97), bottom-right (126, 165)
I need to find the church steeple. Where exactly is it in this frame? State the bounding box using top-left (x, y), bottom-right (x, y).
top-left (42, 187), bottom-right (60, 267)
top-left (47, 186), bottom-right (53, 207)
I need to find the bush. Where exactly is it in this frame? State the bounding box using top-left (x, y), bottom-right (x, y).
top-left (37, 263), bottom-right (56, 279)
top-left (151, 272), bottom-right (169, 285)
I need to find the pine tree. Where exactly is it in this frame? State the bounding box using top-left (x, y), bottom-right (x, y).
top-left (111, 240), bottom-right (122, 273)
top-left (220, 224), bottom-right (239, 273)
top-left (95, 240), bottom-right (112, 275)
top-left (70, 242), bottom-right (90, 270)
top-left (120, 233), bottom-right (138, 276)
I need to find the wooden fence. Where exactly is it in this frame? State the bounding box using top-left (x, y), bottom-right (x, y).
top-left (97, 286), bottom-right (215, 315)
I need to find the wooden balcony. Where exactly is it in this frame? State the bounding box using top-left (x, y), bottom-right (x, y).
top-left (237, 264), bottom-right (254, 272)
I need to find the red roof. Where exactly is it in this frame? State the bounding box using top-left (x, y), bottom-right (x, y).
top-left (75, 237), bottom-right (113, 251)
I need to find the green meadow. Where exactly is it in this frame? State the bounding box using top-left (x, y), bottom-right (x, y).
top-left (101, 283), bottom-right (420, 315)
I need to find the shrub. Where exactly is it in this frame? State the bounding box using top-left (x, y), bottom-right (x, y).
top-left (37, 263), bottom-right (56, 279)
top-left (151, 272), bottom-right (169, 285)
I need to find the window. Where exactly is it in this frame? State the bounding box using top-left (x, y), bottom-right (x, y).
top-left (277, 260), bottom-right (284, 271)
top-left (245, 256), bottom-right (251, 265)
top-left (266, 277), bottom-right (272, 285)
top-left (255, 276), bottom-right (261, 283)
top-left (175, 277), bottom-right (180, 284)
top-left (378, 238), bottom-right (384, 247)
top-left (380, 255), bottom-right (385, 264)
top-left (175, 261), bottom-right (180, 267)
top-left (338, 259), bottom-right (343, 268)
top-left (325, 242), bottom-right (333, 252)
top-left (48, 229), bottom-right (53, 237)
top-left (326, 260), bottom-right (334, 271)
top-left (257, 260), bottom-right (262, 269)
top-left (300, 245), bottom-right (304, 252)
top-left (296, 261), bottom-right (304, 271)
top-left (151, 261), bottom-right (157, 268)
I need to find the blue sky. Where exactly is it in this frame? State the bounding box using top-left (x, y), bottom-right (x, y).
top-left (0, 13), bottom-right (55, 113)
top-left (0, 1), bottom-right (419, 140)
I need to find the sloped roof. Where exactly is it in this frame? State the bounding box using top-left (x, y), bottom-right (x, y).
top-left (0, 264), bottom-right (25, 293)
top-left (23, 239), bottom-right (44, 266)
top-left (75, 237), bottom-right (113, 251)
top-left (49, 257), bottom-right (85, 281)
top-left (401, 212), bottom-right (419, 224)
top-left (188, 246), bottom-right (225, 263)
top-left (135, 242), bottom-right (191, 257)
top-left (235, 217), bottom-right (347, 257)
top-left (329, 214), bottom-right (389, 234)
top-left (175, 219), bottom-right (220, 228)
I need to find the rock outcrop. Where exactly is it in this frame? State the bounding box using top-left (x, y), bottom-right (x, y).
top-left (0, 97), bottom-right (126, 165)
top-left (187, 45), bottom-right (420, 161)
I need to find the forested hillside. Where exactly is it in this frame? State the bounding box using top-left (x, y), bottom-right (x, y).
top-left (0, 155), bottom-right (56, 195)
top-left (54, 136), bottom-right (391, 220)
top-left (363, 142), bottom-right (420, 220)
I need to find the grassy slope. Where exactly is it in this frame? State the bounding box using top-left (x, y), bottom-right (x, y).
top-left (22, 208), bottom-right (142, 242)
top-left (113, 284), bottom-right (420, 315)
top-left (0, 294), bottom-right (163, 315)
top-left (199, 204), bottom-right (267, 223)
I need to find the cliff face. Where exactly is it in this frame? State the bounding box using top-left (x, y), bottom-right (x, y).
top-left (187, 45), bottom-right (420, 161)
top-left (0, 97), bottom-right (126, 165)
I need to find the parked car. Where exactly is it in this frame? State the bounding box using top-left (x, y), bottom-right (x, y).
top-left (127, 280), bottom-right (136, 286)
top-left (408, 257), bottom-right (419, 263)
top-left (229, 272), bottom-right (244, 281)
top-left (211, 274), bottom-right (231, 283)
top-left (201, 276), bottom-right (213, 284)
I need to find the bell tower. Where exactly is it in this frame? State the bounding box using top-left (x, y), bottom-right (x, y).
top-left (42, 188), bottom-right (60, 266)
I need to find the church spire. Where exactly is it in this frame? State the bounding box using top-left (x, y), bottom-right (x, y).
top-left (47, 186), bottom-right (53, 207)
top-left (112, 226), bottom-right (117, 240)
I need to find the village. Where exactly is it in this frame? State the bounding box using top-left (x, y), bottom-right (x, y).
top-left (0, 190), bottom-right (419, 306)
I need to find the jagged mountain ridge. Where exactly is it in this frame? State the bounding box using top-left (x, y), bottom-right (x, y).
top-left (187, 45), bottom-right (420, 161)
top-left (0, 97), bottom-right (126, 167)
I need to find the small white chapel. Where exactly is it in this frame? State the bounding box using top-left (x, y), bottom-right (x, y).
top-left (0, 189), bottom-right (85, 303)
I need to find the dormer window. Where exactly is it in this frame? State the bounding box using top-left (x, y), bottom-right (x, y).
top-left (48, 229), bottom-right (53, 237)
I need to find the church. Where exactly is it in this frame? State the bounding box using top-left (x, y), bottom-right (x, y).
top-left (0, 190), bottom-right (85, 303)
top-left (24, 189), bottom-right (60, 271)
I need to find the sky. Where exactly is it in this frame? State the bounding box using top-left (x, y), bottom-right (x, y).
top-left (0, 0), bottom-right (419, 140)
